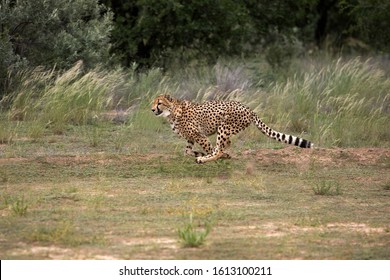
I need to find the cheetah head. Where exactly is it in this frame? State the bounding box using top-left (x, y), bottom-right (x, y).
top-left (151, 94), bottom-right (174, 117)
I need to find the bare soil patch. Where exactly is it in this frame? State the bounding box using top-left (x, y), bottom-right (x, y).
top-left (1, 147), bottom-right (389, 167)
top-left (243, 147), bottom-right (389, 167)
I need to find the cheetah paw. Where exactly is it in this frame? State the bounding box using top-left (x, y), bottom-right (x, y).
top-left (221, 153), bottom-right (231, 159)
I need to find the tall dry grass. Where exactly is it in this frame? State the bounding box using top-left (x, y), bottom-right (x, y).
top-left (5, 62), bottom-right (118, 132)
top-left (256, 57), bottom-right (390, 147)
top-left (2, 56), bottom-right (389, 147)
top-left (167, 57), bottom-right (390, 147)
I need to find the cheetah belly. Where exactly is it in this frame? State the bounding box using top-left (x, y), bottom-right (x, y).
top-left (197, 116), bottom-right (222, 136)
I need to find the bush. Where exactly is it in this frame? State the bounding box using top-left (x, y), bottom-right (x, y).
top-left (0, 0), bottom-right (113, 98)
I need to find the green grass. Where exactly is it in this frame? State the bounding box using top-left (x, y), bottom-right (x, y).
top-left (0, 120), bottom-right (389, 259)
top-left (0, 55), bottom-right (389, 259)
top-left (26, 220), bottom-right (104, 247)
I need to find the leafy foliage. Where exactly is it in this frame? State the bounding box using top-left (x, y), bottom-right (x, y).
top-left (341, 0), bottom-right (390, 52)
top-left (1, 0), bottom-right (113, 68)
top-left (0, 0), bottom-right (113, 97)
top-left (106, 0), bottom-right (251, 67)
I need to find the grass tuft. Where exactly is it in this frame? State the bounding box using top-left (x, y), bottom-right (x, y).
top-left (0, 121), bottom-right (16, 144)
top-left (10, 196), bottom-right (28, 216)
top-left (28, 221), bottom-right (77, 245)
top-left (177, 213), bottom-right (211, 248)
top-left (312, 180), bottom-right (342, 196)
top-left (26, 220), bottom-right (104, 246)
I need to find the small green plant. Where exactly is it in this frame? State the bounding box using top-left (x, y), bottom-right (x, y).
top-left (294, 215), bottom-right (322, 227)
top-left (383, 182), bottom-right (390, 191)
top-left (87, 126), bottom-right (102, 147)
top-left (28, 220), bottom-right (77, 245)
top-left (0, 121), bottom-right (15, 144)
top-left (0, 170), bottom-right (9, 183)
top-left (11, 196), bottom-right (28, 216)
top-left (27, 220), bottom-right (104, 246)
top-left (177, 214), bottom-right (211, 247)
top-left (0, 194), bottom-right (11, 210)
top-left (112, 125), bottom-right (129, 152)
top-left (312, 180), bottom-right (342, 196)
top-left (28, 121), bottom-right (46, 141)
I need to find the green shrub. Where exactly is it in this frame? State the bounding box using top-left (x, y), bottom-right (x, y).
top-left (312, 180), bottom-right (342, 196)
top-left (177, 214), bottom-right (211, 248)
top-left (0, 0), bottom-right (113, 70)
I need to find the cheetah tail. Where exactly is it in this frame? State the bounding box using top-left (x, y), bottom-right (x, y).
top-left (253, 115), bottom-right (313, 148)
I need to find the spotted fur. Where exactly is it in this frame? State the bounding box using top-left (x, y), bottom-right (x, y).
top-left (151, 94), bottom-right (313, 163)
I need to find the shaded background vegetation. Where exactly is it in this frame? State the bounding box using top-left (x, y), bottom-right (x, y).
top-left (101, 0), bottom-right (390, 67)
top-left (2, 0), bottom-right (390, 77)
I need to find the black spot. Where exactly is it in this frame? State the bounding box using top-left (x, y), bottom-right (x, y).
top-left (288, 135), bottom-right (293, 144)
top-left (282, 134), bottom-right (286, 141)
top-left (294, 137), bottom-right (300, 146)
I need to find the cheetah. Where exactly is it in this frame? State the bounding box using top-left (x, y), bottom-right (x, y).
top-left (151, 94), bottom-right (313, 163)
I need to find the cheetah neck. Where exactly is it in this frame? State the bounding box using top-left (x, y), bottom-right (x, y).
top-left (168, 100), bottom-right (190, 120)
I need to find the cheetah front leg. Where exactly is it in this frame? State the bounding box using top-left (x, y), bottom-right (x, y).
top-left (185, 140), bottom-right (206, 157)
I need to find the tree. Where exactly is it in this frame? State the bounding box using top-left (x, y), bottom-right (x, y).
top-left (0, 0), bottom-right (113, 69)
top-left (0, 0), bottom-right (113, 97)
top-left (104, 0), bottom-right (251, 67)
top-left (341, 0), bottom-right (390, 52)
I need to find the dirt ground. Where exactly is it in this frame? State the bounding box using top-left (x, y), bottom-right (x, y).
top-left (243, 146), bottom-right (389, 167)
top-left (1, 146), bottom-right (388, 165)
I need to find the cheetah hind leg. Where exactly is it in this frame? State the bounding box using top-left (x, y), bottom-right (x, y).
top-left (220, 139), bottom-right (231, 159)
top-left (185, 144), bottom-right (229, 158)
top-left (196, 147), bottom-right (226, 163)
top-left (187, 137), bottom-right (227, 159)
top-left (196, 139), bottom-right (231, 163)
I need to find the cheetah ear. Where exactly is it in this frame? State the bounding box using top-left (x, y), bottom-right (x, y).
top-left (163, 94), bottom-right (174, 102)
